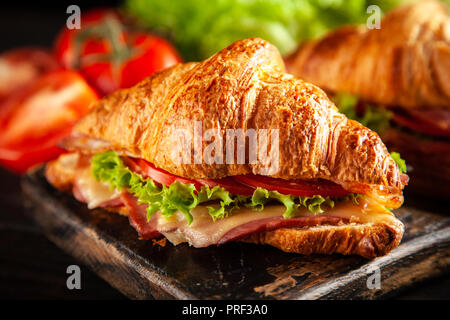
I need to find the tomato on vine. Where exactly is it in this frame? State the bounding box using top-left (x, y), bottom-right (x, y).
top-left (54, 9), bottom-right (182, 96)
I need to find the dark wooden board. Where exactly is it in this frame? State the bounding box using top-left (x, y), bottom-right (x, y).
top-left (0, 168), bottom-right (127, 299)
top-left (21, 168), bottom-right (450, 300)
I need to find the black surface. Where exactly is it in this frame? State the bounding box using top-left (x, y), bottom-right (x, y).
top-left (0, 3), bottom-right (449, 300)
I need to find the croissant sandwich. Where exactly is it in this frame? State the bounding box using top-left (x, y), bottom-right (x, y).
top-left (45, 38), bottom-right (408, 258)
top-left (286, 0), bottom-right (450, 198)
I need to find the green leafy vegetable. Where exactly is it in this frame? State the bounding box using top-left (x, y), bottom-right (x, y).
top-left (390, 152), bottom-right (407, 173)
top-left (92, 151), bottom-right (246, 223)
top-left (197, 185), bottom-right (238, 221)
top-left (299, 195), bottom-right (335, 215)
top-left (344, 193), bottom-right (365, 205)
top-left (91, 151), bottom-right (357, 224)
top-left (92, 150), bottom-right (133, 190)
top-left (245, 188), bottom-right (299, 218)
top-left (124, 0), bottom-right (405, 61)
top-left (332, 92), bottom-right (392, 134)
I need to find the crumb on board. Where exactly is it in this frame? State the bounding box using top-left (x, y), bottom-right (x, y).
top-left (152, 238), bottom-right (167, 247)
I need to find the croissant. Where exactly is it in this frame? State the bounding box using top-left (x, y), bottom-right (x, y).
top-left (46, 38), bottom-right (407, 258)
top-left (285, 0), bottom-right (450, 109)
top-left (70, 38), bottom-right (406, 207)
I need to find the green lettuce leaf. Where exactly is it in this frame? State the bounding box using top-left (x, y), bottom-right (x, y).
top-left (197, 185), bottom-right (237, 221)
top-left (91, 150), bottom-right (133, 190)
top-left (245, 187), bottom-right (299, 218)
top-left (124, 0), bottom-right (406, 61)
top-left (299, 195), bottom-right (335, 215)
top-left (390, 152), bottom-right (407, 173)
top-left (91, 151), bottom-right (243, 224)
top-left (344, 193), bottom-right (365, 205)
top-left (91, 151), bottom-right (355, 224)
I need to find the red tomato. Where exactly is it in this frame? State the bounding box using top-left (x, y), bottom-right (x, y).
top-left (0, 47), bottom-right (60, 104)
top-left (233, 175), bottom-right (349, 197)
top-left (127, 158), bottom-right (253, 195)
top-left (126, 157), bottom-right (348, 197)
top-left (54, 9), bottom-right (182, 96)
top-left (127, 158), bottom-right (203, 190)
top-left (0, 70), bottom-right (98, 173)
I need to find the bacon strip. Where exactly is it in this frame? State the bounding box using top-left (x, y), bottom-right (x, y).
top-left (98, 197), bottom-right (124, 208)
top-left (120, 193), bottom-right (161, 239)
top-left (391, 107), bottom-right (450, 137)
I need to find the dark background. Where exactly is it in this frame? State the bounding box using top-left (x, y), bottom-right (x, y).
top-left (0, 1), bottom-right (449, 299)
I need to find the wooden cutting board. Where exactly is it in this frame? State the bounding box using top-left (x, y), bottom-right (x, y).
top-left (22, 168), bottom-right (450, 300)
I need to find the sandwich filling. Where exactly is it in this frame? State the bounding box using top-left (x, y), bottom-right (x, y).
top-left (333, 92), bottom-right (450, 196)
top-left (46, 150), bottom-right (401, 248)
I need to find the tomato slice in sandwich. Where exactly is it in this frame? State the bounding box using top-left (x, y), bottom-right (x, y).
top-left (127, 158), bottom-right (254, 195)
top-left (196, 177), bottom-right (255, 196)
top-left (233, 175), bottom-right (349, 197)
top-left (126, 158), bottom-right (348, 197)
top-left (126, 158), bottom-right (202, 190)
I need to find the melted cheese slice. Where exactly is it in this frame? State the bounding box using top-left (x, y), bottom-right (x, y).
top-left (74, 167), bottom-right (121, 209)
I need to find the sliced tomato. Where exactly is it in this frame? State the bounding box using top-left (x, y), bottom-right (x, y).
top-left (126, 158), bottom-right (253, 195)
top-left (125, 157), bottom-right (347, 197)
top-left (233, 175), bottom-right (349, 197)
top-left (0, 70), bottom-right (98, 173)
top-left (127, 158), bottom-right (202, 190)
top-left (196, 177), bottom-right (255, 196)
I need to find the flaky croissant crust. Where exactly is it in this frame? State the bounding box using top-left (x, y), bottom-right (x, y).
top-left (244, 218), bottom-right (404, 259)
top-left (70, 38), bottom-right (406, 208)
top-left (286, 0), bottom-right (450, 109)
